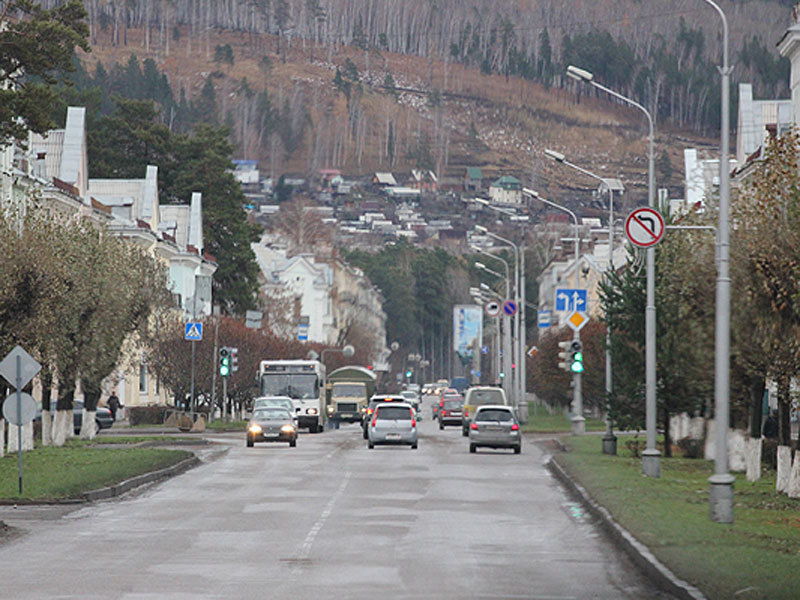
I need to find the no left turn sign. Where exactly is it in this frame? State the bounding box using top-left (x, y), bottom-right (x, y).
top-left (625, 207), bottom-right (665, 248)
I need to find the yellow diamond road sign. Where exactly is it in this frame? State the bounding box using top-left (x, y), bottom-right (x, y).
top-left (567, 311), bottom-right (588, 332)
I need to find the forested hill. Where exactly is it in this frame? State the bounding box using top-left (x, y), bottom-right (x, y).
top-left (51, 0), bottom-right (795, 203)
top-left (46, 0), bottom-right (792, 133)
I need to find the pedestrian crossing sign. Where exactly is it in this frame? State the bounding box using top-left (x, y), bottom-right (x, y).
top-left (185, 322), bottom-right (203, 341)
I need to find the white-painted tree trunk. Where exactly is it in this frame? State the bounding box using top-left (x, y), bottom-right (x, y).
top-left (745, 437), bottom-right (762, 482)
top-left (42, 409), bottom-right (53, 446)
top-left (728, 429), bottom-right (747, 472)
top-left (704, 419), bottom-right (716, 460)
top-left (80, 409), bottom-right (97, 440)
top-left (776, 445), bottom-right (792, 493)
top-left (787, 453), bottom-right (800, 499)
top-left (52, 410), bottom-right (71, 447)
top-left (0, 418), bottom-right (4, 457)
top-left (6, 422), bottom-right (34, 452)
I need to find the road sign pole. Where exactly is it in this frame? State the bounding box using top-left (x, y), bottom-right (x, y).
top-left (16, 355), bottom-right (23, 494)
top-left (190, 340), bottom-right (196, 413)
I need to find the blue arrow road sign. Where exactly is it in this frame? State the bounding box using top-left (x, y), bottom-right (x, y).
top-left (185, 322), bottom-right (203, 341)
top-left (555, 288), bottom-right (587, 312)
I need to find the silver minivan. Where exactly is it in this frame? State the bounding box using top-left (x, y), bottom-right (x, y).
top-left (468, 405), bottom-right (521, 454)
top-left (368, 402), bottom-right (418, 449)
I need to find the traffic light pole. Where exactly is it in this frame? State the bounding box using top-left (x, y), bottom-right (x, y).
top-left (222, 375), bottom-right (228, 421)
top-left (572, 330), bottom-right (585, 435)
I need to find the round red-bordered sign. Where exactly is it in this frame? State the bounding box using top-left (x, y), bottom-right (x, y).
top-left (625, 207), bottom-right (665, 248)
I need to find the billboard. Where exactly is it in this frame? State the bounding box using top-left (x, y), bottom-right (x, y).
top-left (453, 305), bottom-right (483, 365)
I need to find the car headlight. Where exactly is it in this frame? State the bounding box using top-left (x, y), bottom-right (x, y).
top-left (307, 408), bottom-right (318, 415)
top-left (280, 424), bottom-right (296, 433)
top-left (248, 424), bottom-right (262, 434)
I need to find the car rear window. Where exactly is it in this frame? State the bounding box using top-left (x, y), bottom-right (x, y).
top-left (468, 389), bottom-right (505, 405)
top-left (375, 406), bottom-right (412, 420)
top-left (443, 400), bottom-right (462, 410)
top-left (475, 409), bottom-right (513, 422)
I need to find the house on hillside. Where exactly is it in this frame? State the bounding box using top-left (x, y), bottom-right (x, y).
top-left (489, 175), bottom-right (522, 205)
top-left (410, 169), bottom-right (438, 192)
top-left (464, 167), bottom-right (483, 192)
top-left (373, 172), bottom-right (397, 187)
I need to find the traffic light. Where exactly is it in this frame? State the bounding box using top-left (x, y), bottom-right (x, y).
top-left (406, 370), bottom-right (412, 379)
top-left (570, 340), bottom-right (584, 373)
top-left (557, 341), bottom-right (571, 372)
top-left (219, 347), bottom-right (231, 377)
top-left (230, 347), bottom-right (239, 373)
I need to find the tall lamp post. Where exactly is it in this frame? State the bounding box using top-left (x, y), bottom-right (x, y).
top-left (474, 224), bottom-right (521, 411)
top-left (701, 0), bottom-right (734, 524)
top-left (476, 262), bottom-right (512, 393)
top-left (566, 65), bottom-right (659, 476)
top-left (522, 188), bottom-right (584, 434)
top-left (545, 149), bottom-right (624, 454)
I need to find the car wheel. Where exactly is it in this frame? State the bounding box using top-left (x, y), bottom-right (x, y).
top-left (289, 438), bottom-right (297, 447)
top-left (469, 443), bottom-right (477, 454)
top-left (514, 445), bottom-right (521, 455)
top-left (246, 438), bottom-right (254, 448)
top-left (462, 427), bottom-right (468, 437)
top-left (439, 421), bottom-right (444, 430)
top-left (411, 443), bottom-right (418, 449)
top-left (362, 429), bottom-right (368, 440)
top-left (95, 419), bottom-right (103, 432)
top-left (368, 441), bottom-right (374, 449)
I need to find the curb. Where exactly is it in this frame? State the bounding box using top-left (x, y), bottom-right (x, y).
top-left (546, 454), bottom-right (707, 600)
top-left (83, 455), bottom-right (201, 501)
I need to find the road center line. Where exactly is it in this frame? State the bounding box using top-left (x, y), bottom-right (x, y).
top-left (293, 471), bottom-right (351, 573)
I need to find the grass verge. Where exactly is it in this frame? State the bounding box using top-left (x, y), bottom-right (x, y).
top-left (206, 420), bottom-right (248, 432)
top-left (524, 405), bottom-right (606, 433)
top-left (555, 434), bottom-right (800, 600)
top-left (0, 441), bottom-right (191, 501)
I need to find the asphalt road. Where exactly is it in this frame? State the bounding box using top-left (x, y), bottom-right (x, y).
top-left (0, 396), bottom-right (676, 599)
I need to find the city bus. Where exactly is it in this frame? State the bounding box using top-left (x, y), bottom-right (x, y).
top-left (258, 360), bottom-right (326, 433)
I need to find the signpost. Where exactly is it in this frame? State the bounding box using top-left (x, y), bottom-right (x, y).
top-left (0, 345), bottom-right (42, 494)
top-left (625, 207), bottom-right (665, 248)
top-left (502, 300), bottom-right (517, 316)
top-left (537, 310), bottom-right (551, 328)
top-left (566, 311), bottom-right (589, 332)
top-left (485, 301), bottom-right (500, 317)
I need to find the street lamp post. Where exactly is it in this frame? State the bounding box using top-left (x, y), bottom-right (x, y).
top-left (522, 188), bottom-right (584, 434)
top-left (476, 261), bottom-right (512, 392)
top-left (474, 224), bottom-right (521, 413)
top-left (472, 287), bottom-right (503, 383)
top-left (545, 149), bottom-right (623, 454)
top-left (701, 0), bottom-right (734, 524)
top-left (567, 65), bottom-right (659, 476)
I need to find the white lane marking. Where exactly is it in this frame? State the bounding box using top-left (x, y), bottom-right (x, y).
top-left (292, 471), bottom-right (351, 573)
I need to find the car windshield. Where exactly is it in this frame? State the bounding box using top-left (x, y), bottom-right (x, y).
top-left (253, 408), bottom-right (291, 421)
top-left (475, 409), bottom-right (513, 422)
top-left (333, 384), bottom-right (365, 397)
top-left (468, 389), bottom-right (505, 405)
top-left (254, 398), bottom-right (292, 408)
top-left (443, 400), bottom-right (462, 410)
top-left (376, 406), bottom-right (412, 420)
top-left (260, 374), bottom-right (318, 399)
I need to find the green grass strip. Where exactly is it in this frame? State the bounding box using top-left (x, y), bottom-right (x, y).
top-left (556, 434), bottom-right (800, 600)
top-left (0, 442), bottom-right (191, 500)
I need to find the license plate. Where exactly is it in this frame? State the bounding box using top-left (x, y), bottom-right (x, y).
top-left (452, 412), bottom-right (462, 416)
top-left (340, 413), bottom-right (353, 418)
top-left (386, 433), bottom-right (401, 440)
top-left (264, 433), bottom-right (279, 438)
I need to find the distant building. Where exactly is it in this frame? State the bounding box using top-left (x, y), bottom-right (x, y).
top-left (373, 172), bottom-right (397, 187)
top-left (736, 84), bottom-right (792, 166)
top-left (489, 175), bottom-right (522, 205)
top-left (464, 167), bottom-right (483, 192)
top-left (410, 169), bottom-right (438, 192)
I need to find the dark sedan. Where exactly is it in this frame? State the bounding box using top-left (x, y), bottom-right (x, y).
top-left (36, 400), bottom-right (114, 435)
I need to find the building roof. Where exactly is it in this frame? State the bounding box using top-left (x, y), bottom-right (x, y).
top-left (491, 175), bottom-right (521, 190)
top-left (374, 172), bottom-right (397, 186)
top-left (466, 167), bottom-right (482, 179)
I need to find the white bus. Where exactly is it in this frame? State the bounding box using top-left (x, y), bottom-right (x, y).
top-left (258, 360), bottom-right (326, 433)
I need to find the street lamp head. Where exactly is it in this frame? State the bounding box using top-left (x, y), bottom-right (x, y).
top-left (479, 282), bottom-right (491, 291)
top-left (342, 344), bottom-right (355, 358)
top-left (475, 261), bottom-right (486, 270)
top-left (522, 187), bottom-right (540, 199)
top-left (566, 65), bottom-right (594, 82)
top-left (473, 197), bottom-right (490, 206)
top-left (307, 350), bottom-right (319, 360)
top-left (474, 224), bottom-right (488, 234)
top-left (390, 341), bottom-right (399, 351)
top-left (544, 149), bottom-right (565, 163)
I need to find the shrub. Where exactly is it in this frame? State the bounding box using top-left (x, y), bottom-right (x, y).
top-left (128, 405), bottom-right (170, 426)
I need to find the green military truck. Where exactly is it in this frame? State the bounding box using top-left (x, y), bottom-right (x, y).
top-left (326, 366), bottom-right (377, 423)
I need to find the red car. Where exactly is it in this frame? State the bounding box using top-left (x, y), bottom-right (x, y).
top-left (432, 389), bottom-right (461, 419)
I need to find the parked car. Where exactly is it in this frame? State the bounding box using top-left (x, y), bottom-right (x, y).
top-left (252, 396), bottom-right (295, 415)
top-left (362, 395), bottom-right (407, 439)
top-left (462, 386), bottom-right (508, 436)
top-left (246, 407), bottom-right (298, 447)
top-left (468, 405), bottom-right (521, 454)
top-left (367, 402), bottom-right (418, 449)
top-left (35, 400), bottom-right (114, 435)
top-left (438, 397), bottom-right (464, 429)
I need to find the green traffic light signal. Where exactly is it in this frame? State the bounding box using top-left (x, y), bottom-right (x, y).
top-left (219, 348), bottom-right (231, 377)
top-left (570, 341), bottom-right (584, 373)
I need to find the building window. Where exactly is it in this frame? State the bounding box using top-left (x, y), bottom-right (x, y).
top-left (139, 364), bottom-right (148, 393)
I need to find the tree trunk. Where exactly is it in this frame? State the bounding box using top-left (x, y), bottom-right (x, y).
top-left (662, 409), bottom-right (672, 458)
top-left (748, 376), bottom-right (765, 439)
top-left (41, 369), bottom-right (54, 446)
top-left (777, 376), bottom-right (791, 447)
top-left (53, 379), bottom-right (76, 447)
top-left (81, 380), bottom-right (101, 440)
top-left (7, 423), bottom-right (34, 452)
top-left (0, 418), bottom-right (4, 457)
